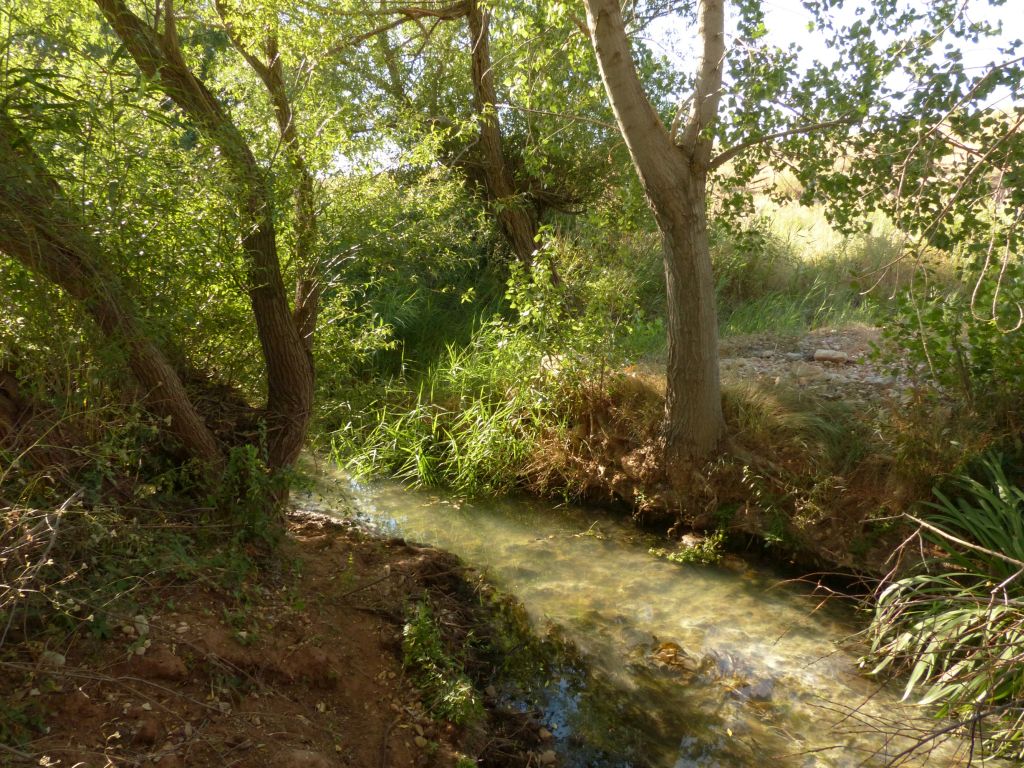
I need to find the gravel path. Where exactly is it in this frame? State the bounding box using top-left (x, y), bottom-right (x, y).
top-left (718, 324), bottom-right (914, 402)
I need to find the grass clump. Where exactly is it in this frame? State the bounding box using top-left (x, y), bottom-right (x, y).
top-left (711, 205), bottom-right (907, 338)
top-left (864, 454), bottom-right (1024, 760)
top-left (330, 259), bottom-right (626, 495)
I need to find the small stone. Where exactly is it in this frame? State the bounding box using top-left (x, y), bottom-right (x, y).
top-left (813, 349), bottom-right (848, 364)
top-left (784, 352), bottom-right (804, 361)
top-left (175, 623), bottom-right (189, 635)
top-left (39, 650), bottom-right (65, 669)
top-left (792, 362), bottom-right (825, 381)
top-left (414, 735), bottom-right (429, 749)
top-left (133, 717), bottom-right (161, 745)
top-left (539, 749), bottom-right (557, 765)
top-left (133, 614), bottom-right (149, 637)
top-left (484, 685), bottom-right (497, 698)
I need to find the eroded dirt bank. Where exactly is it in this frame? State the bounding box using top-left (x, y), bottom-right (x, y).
top-left (2, 512), bottom-right (559, 768)
top-left (529, 327), bottom-right (976, 577)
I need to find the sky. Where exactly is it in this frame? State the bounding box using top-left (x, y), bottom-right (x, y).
top-left (646, 0), bottom-right (1020, 110)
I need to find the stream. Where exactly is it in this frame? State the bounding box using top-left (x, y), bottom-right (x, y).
top-left (297, 465), bottom-right (975, 767)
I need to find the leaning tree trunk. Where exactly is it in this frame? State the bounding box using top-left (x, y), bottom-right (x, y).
top-left (466, 0), bottom-right (539, 264)
top-left (584, 0), bottom-right (725, 472)
top-left (95, 0), bottom-right (314, 469)
top-left (0, 110), bottom-right (223, 469)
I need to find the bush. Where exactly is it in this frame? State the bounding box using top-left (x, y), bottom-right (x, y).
top-left (882, 257), bottom-right (1024, 423)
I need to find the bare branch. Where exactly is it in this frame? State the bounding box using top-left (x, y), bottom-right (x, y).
top-left (494, 102), bottom-right (617, 131)
top-left (904, 513), bottom-right (1024, 570)
top-left (325, 1), bottom-right (468, 57)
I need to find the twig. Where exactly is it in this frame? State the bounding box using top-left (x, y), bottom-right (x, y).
top-left (709, 118), bottom-right (857, 170)
top-left (378, 715), bottom-right (400, 768)
top-left (0, 742), bottom-right (34, 763)
top-left (0, 661), bottom-right (224, 714)
top-left (337, 571), bottom-right (398, 599)
top-left (903, 513), bottom-right (1024, 569)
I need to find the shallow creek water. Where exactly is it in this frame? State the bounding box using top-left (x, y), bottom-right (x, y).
top-left (298, 467), bottom-right (974, 768)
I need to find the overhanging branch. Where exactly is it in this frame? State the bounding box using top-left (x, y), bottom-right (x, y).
top-left (709, 117), bottom-right (857, 170)
top-left (326, 1), bottom-right (469, 56)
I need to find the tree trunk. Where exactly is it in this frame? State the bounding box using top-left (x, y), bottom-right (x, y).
top-left (584, 0), bottom-right (725, 470)
top-left (466, 0), bottom-right (539, 264)
top-left (95, 0), bottom-right (314, 469)
top-left (0, 110), bottom-right (223, 469)
top-left (214, 17), bottom-right (321, 358)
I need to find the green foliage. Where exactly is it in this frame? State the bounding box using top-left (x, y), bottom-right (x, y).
top-left (865, 454), bottom-right (1024, 759)
top-left (403, 602), bottom-right (483, 725)
top-left (331, 254), bottom-right (632, 494)
top-left (0, 698), bottom-right (44, 747)
top-left (649, 530), bottom-right (726, 566)
top-left (882, 256), bottom-right (1024, 423)
top-left (210, 444), bottom-right (286, 548)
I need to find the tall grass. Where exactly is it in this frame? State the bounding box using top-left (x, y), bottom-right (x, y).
top-left (329, 256), bottom-right (640, 495)
top-left (330, 316), bottom-right (569, 496)
top-left (712, 203), bottom-right (908, 337)
top-left (865, 454), bottom-right (1024, 760)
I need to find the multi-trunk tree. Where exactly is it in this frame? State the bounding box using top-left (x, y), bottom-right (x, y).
top-left (1, 0), bottom-right (319, 476)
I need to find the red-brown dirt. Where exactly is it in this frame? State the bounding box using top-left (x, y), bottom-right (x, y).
top-left (1, 512), bottom-right (544, 768)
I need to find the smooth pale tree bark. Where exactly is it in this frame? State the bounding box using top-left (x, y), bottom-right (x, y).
top-left (0, 111), bottom-right (223, 469)
top-left (584, 0), bottom-right (725, 470)
top-left (94, 0), bottom-right (314, 469)
top-left (466, 0), bottom-right (540, 265)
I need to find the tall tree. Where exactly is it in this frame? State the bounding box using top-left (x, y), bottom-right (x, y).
top-left (214, 0), bottom-right (321, 353)
top-left (585, 0), bottom-right (725, 473)
top-left (465, 0), bottom-right (540, 265)
top-left (585, 0), bottom-right (1022, 476)
top-left (0, 109), bottom-right (224, 468)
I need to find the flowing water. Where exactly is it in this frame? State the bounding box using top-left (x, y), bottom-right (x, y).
top-left (297, 466), bottom-right (975, 767)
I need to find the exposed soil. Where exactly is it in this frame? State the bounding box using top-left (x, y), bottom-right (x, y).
top-left (1, 512), bottom-right (552, 768)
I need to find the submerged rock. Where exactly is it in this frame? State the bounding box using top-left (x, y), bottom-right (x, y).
top-left (731, 678), bottom-right (775, 702)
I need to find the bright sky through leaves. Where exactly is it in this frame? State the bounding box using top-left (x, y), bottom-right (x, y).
top-left (648, 0), bottom-right (1019, 109)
